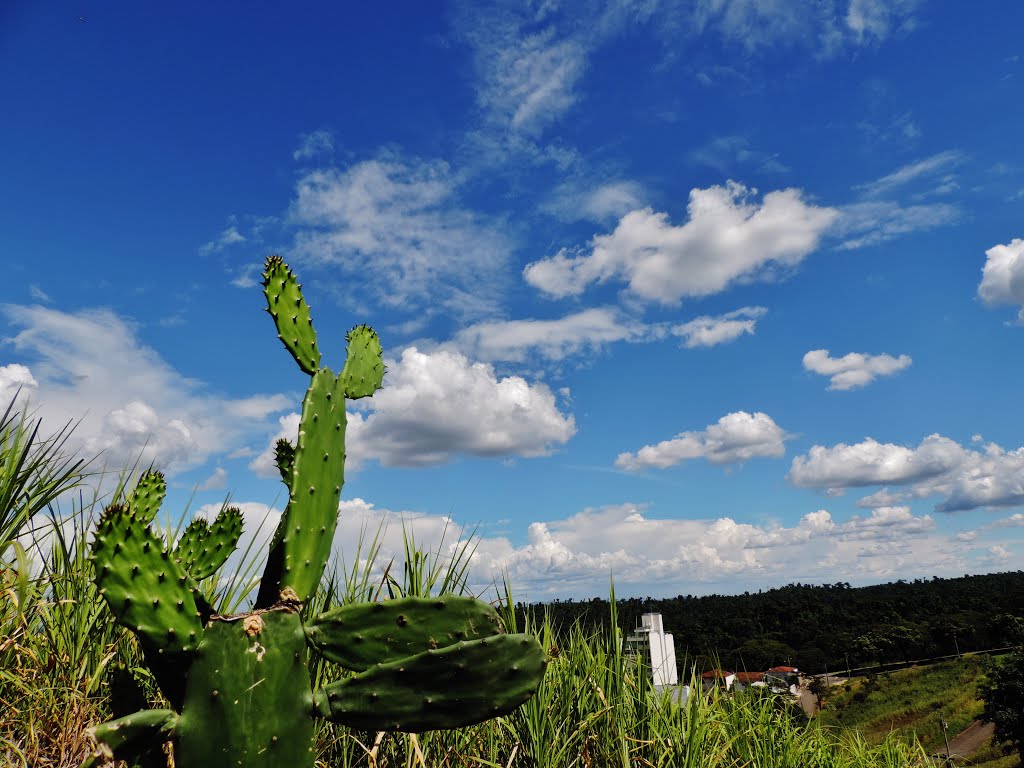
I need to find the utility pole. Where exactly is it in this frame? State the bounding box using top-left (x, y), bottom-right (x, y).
top-left (940, 719), bottom-right (951, 763)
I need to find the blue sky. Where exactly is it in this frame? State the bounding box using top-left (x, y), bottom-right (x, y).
top-left (3, 1), bottom-right (1024, 600)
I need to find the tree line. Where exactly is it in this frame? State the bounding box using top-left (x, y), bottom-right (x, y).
top-left (518, 571), bottom-right (1024, 674)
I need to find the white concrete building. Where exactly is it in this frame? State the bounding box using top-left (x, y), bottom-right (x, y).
top-left (623, 613), bottom-right (678, 686)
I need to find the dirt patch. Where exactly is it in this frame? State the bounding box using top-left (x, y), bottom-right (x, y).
top-left (945, 720), bottom-right (995, 761)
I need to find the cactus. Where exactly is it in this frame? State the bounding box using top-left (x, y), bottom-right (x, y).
top-left (85, 255), bottom-right (546, 768)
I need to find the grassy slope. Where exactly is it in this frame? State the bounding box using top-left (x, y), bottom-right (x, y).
top-left (817, 654), bottom-right (1020, 767)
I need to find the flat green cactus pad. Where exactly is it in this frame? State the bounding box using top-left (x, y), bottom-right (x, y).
top-left (176, 608), bottom-right (316, 768)
top-left (91, 504), bottom-right (203, 653)
top-left (263, 255), bottom-right (320, 375)
top-left (82, 708), bottom-right (178, 768)
top-left (305, 595), bottom-right (505, 671)
top-left (340, 324), bottom-right (384, 399)
top-left (127, 469), bottom-right (166, 524)
top-left (173, 506), bottom-right (243, 580)
top-left (314, 633), bottom-right (547, 732)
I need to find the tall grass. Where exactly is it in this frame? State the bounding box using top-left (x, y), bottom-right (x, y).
top-left (1, 396), bottom-right (939, 767)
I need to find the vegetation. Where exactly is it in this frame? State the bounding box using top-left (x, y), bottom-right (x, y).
top-left (529, 575), bottom-right (1024, 674)
top-left (818, 653), bottom-right (1022, 767)
top-left (981, 648), bottom-right (1024, 762)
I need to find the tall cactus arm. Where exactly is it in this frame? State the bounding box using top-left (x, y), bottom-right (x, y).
top-left (274, 367), bottom-right (348, 603)
top-left (90, 504), bottom-right (203, 653)
top-left (304, 595), bottom-right (504, 670)
top-left (81, 709), bottom-right (178, 768)
top-left (263, 255), bottom-right (320, 375)
top-left (313, 633), bottom-right (547, 732)
top-left (340, 324), bottom-right (384, 399)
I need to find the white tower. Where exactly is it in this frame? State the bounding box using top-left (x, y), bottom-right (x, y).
top-left (624, 613), bottom-right (678, 686)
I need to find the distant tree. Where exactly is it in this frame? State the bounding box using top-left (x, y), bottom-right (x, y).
top-left (808, 675), bottom-right (828, 709)
top-left (980, 648), bottom-right (1024, 759)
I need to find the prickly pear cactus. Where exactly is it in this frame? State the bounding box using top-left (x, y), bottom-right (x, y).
top-left (84, 256), bottom-right (546, 768)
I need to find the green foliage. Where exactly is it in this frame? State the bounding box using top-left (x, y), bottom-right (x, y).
top-left (982, 648), bottom-right (1024, 758)
top-left (82, 255), bottom-right (545, 768)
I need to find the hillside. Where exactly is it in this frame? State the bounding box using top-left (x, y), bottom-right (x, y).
top-left (816, 654), bottom-right (1020, 767)
top-left (528, 572), bottom-right (1024, 673)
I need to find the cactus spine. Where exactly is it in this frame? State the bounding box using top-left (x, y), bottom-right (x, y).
top-left (85, 256), bottom-right (546, 768)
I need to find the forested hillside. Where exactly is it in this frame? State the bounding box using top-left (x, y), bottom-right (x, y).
top-left (522, 572), bottom-right (1024, 673)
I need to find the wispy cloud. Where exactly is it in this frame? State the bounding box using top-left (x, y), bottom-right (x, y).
top-left (672, 306), bottom-right (767, 348)
top-left (293, 129), bottom-right (334, 161)
top-left (289, 155), bottom-right (513, 319)
top-left (832, 200), bottom-right (960, 250)
top-left (855, 150), bottom-right (964, 197)
top-left (452, 307), bottom-right (653, 363)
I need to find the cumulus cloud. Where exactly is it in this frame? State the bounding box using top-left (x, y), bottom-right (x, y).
top-left (672, 306), bottom-right (766, 348)
top-left (289, 156), bottom-right (512, 319)
top-left (525, 182), bottom-right (838, 304)
top-left (789, 434), bottom-right (1024, 513)
top-left (978, 238), bottom-right (1024, 322)
top-left (252, 347), bottom-right (576, 470)
top-left (616, 411), bottom-right (790, 471)
top-left (452, 307), bottom-right (652, 363)
top-left (802, 349), bottom-right (912, 390)
top-left (1, 304), bottom-right (291, 474)
top-left (0, 363), bottom-right (38, 410)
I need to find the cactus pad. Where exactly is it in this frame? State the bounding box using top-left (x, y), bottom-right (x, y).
top-left (340, 324), bottom-right (384, 399)
top-left (82, 708), bottom-right (178, 768)
top-left (173, 506), bottom-right (244, 580)
top-left (175, 608), bottom-right (316, 768)
top-left (127, 469), bottom-right (166, 524)
top-left (305, 595), bottom-right (504, 670)
top-left (314, 633), bottom-right (547, 732)
top-left (263, 255), bottom-right (320, 375)
top-left (91, 504), bottom-right (203, 653)
top-left (274, 438), bottom-right (295, 487)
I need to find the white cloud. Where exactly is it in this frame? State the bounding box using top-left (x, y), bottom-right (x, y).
top-left (198, 466), bottom-right (228, 491)
top-left (672, 306), bottom-right (766, 348)
top-left (789, 434), bottom-right (1024, 513)
top-left (616, 411), bottom-right (790, 471)
top-left (0, 363), bottom-right (38, 410)
top-left (252, 347), bottom-right (575, 470)
top-left (855, 150), bottom-right (963, 198)
top-left (978, 238), bottom-right (1024, 322)
top-left (289, 156), bottom-right (512, 319)
top-left (833, 200), bottom-right (960, 250)
top-left (789, 435), bottom-right (965, 490)
top-left (452, 307), bottom-right (652, 363)
top-left (1, 304), bottom-right (291, 475)
top-left (802, 349), bottom-right (912, 390)
top-left (543, 179), bottom-right (646, 223)
top-left (293, 129), bottom-right (334, 161)
top-left (525, 181), bottom-right (838, 304)
top-left (198, 225), bottom-right (246, 256)
top-left (846, 0), bottom-right (919, 44)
